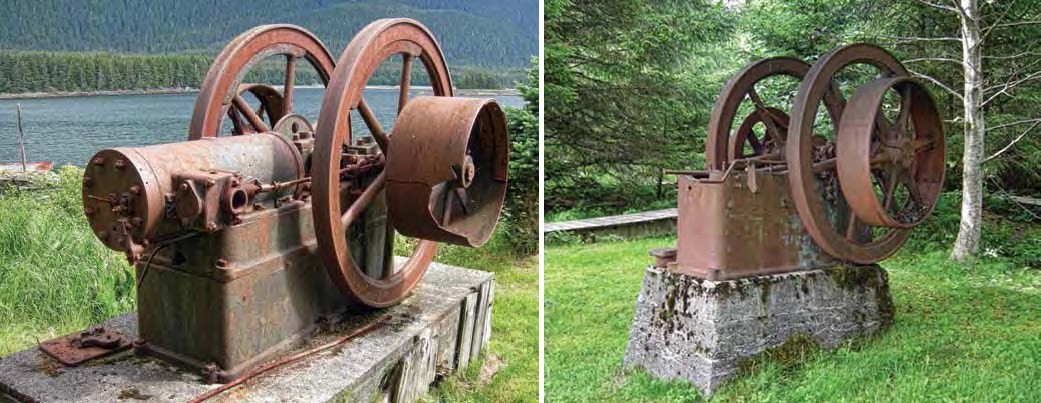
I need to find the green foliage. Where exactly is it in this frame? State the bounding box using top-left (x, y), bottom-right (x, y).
top-left (497, 60), bottom-right (540, 255)
top-left (544, 0), bottom-right (737, 215)
top-left (0, 51), bottom-right (525, 93)
top-left (545, 237), bottom-right (1041, 401)
top-left (0, 167), bottom-right (135, 355)
top-left (455, 69), bottom-right (505, 90)
top-left (0, 52), bottom-right (211, 93)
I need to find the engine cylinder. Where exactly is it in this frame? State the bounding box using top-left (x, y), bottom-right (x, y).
top-left (82, 133), bottom-right (304, 256)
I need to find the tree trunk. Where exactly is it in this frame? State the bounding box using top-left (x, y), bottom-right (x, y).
top-left (951, 0), bottom-right (984, 261)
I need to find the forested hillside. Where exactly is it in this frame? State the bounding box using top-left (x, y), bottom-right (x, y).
top-left (0, 0), bottom-right (536, 93)
top-left (0, 0), bottom-right (536, 68)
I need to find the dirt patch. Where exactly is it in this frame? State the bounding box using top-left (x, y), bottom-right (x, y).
top-left (478, 354), bottom-right (505, 385)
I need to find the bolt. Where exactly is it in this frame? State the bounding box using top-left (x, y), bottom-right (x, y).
top-left (231, 179), bottom-right (240, 187)
top-left (206, 222), bottom-right (218, 231)
top-left (91, 157), bottom-right (105, 166)
top-left (83, 176), bottom-right (93, 187)
top-left (204, 179), bottom-right (216, 187)
top-left (114, 159), bottom-right (126, 169)
top-left (215, 258), bottom-right (228, 268)
top-left (96, 230), bottom-right (107, 238)
top-left (84, 207), bottom-right (95, 216)
top-left (130, 185), bottom-right (141, 195)
top-left (180, 183), bottom-right (190, 191)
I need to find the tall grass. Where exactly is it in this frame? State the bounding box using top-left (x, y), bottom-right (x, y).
top-left (0, 167), bottom-right (135, 355)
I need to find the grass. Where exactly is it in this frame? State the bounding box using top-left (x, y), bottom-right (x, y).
top-left (0, 167), bottom-right (135, 355)
top-left (0, 167), bottom-right (537, 403)
top-left (545, 236), bottom-right (1041, 402)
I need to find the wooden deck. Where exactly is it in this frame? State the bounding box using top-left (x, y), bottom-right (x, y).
top-left (544, 208), bottom-right (678, 241)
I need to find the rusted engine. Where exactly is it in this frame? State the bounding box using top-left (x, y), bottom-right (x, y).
top-left (656, 44), bottom-right (945, 279)
top-left (42, 19), bottom-right (509, 382)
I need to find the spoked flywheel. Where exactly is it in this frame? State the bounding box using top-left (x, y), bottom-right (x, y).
top-left (188, 24), bottom-right (335, 139)
top-left (836, 77), bottom-right (945, 229)
top-left (729, 107), bottom-right (790, 161)
top-left (312, 18), bottom-right (507, 308)
top-left (705, 57), bottom-right (835, 169)
top-left (786, 43), bottom-right (936, 263)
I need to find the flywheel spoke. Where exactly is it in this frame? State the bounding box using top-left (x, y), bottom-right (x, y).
top-left (398, 54), bottom-right (414, 114)
top-left (897, 86), bottom-right (913, 137)
top-left (844, 208), bottom-right (859, 240)
top-left (747, 87), bottom-right (785, 143)
top-left (232, 94), bottom-right (270, 132)
top-left (283, 55), bottom-right (297, 115)
top-left (882, 167), bottom-right (900, 211)
top-left (227, 106), bottom-right (246, 135)
top-left (358, 99), bottom-right (390, 152)
top-left (341, 172), bottom-right (386, 227)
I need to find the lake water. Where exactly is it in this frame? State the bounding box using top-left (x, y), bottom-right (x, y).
top-left (0, 87), bottom-right (523, 167)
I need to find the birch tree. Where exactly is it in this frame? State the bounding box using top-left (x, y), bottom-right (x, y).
top-left (889, 0), bottom-right (1040, 260)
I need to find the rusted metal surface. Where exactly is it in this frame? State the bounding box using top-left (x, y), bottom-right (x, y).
top-left (38, 326), bottom-right (131, 366)
top-left (664, 43), bottom-right (945, 278)
top-left (311, 18), bottom-right (455, 308)
top-left (673, 164), bottom-right (832, 280)
top-left (386, 97), bottom-right (509, 247)
top-left (50, 19), bottom-right (509, 383)
top-left (81, 133), bottom-right (304, 261)
top-left (836, 77), bottom-right (946, 229)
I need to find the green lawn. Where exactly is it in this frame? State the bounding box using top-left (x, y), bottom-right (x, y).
top-left (0, 167), bottom-right (537, 402)
top-left (546, 237), bottom-right (1041, 402)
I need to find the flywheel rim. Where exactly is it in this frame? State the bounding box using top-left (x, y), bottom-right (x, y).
top-left (312, 18), bottom-right (453, 308)
top-left (705, 57), bottom-right (814, 169)
top-left (836, 77), bottom-right (946, 229)
top-left (787, 43), bottom-right (913, 264)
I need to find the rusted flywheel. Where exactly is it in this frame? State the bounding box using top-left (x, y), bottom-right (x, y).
top-left (311, 18), bottom-right (454, 307)
top-left (728, 107), bottom-right (790, 160)
top-left (787, 43), bottom-right (920, 263)
top-left (188, 24), bottom-right (335, 139)
top-left (706, 57), bottom-right (831, 169)
top-left (836, 77), bottom-right (945, 229)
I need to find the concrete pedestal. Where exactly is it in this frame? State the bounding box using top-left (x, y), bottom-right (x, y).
top-left (623, 264), bottom-right (892, 395)
top-left (0, 262), bottom-right (494, 403)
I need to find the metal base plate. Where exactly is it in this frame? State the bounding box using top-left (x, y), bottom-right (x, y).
top-left (38, 327), bottom-right (132, 366)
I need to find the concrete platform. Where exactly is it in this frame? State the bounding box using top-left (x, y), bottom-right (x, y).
top-left (0, 262), bottom-right (494, 403)
top-left (623, 264), bottom-right (892, 395)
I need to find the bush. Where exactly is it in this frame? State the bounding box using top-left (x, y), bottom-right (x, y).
top-left (907, 191), bottom-right (1041, 268)
top-left (496, 60), bottom-right (540, 256)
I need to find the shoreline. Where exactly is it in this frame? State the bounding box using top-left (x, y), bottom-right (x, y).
top-left (0, 86), bottom-right (520, 100)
